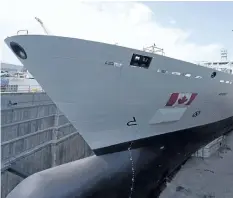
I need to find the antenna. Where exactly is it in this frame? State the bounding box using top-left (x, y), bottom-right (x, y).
top-left (220, 49), bottom-right (228, 61)
top-left (35, 17), bottom-right (50, 35)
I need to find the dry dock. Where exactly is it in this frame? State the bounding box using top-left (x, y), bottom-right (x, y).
top-left (160, 131), bottom-right (233, 198)
top-left (1, 91), bottom-right (233, 198)
top-left (1, 92), bottom-right (93, 198)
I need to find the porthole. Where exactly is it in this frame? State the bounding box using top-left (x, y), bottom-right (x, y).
top-left (211, 71), bottom-right (217, 78)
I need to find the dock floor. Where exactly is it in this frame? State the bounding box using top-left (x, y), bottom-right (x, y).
top-left (160, 131), bottom-right (233, 198)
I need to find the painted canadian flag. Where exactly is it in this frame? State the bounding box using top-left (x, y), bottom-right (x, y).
top-left (166, 93), bottom-right (198, 107)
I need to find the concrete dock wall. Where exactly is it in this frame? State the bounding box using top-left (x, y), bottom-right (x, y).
top-left (1, 92), bottom-right (93, 198)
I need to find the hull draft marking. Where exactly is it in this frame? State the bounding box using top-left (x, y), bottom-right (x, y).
top-left (166, 93), bottom-right (198, 107)
top-left (192, 111), bottom-right (201, 117)
top-left (128, 142), bottom-right (135, 198)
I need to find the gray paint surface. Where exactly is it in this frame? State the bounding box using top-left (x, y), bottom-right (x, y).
top-left (4, 35), bottom-right (233, 151)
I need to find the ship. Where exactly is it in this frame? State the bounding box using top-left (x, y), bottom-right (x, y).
top-left (4, 27), bottom-right (233, 198)
top-left (4, 34), bottom-right (233, 156)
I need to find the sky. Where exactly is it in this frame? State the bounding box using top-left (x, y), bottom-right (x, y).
top-left (0, 0), bottom-right (233, 66)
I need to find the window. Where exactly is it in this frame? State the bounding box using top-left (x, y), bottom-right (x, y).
top-left (130, 53), bottom-right (152, 69)
top-left (161, 69), bottom-right (168, 74)
top-left (184, 73), bottom-right (191, 77)
top-left (171, 72), bottom-right (181, 75)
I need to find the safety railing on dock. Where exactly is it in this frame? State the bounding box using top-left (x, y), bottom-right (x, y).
top-left (1, 85), bottom-right (44, 93)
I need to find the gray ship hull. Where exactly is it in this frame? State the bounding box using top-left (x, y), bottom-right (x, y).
top-left (4, 35), bottom-right (233, 154)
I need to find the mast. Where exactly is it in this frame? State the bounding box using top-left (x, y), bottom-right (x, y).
top-left (220, 49), bottom-right (228, 61)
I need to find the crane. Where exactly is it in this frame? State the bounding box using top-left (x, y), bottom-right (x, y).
top-left (35, 17), bottom-right (50, 35)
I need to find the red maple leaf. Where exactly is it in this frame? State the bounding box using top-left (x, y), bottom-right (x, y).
top-left (178, 96), bottom-right (188, 104)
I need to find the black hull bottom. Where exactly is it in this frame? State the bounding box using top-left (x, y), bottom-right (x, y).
top-left (94, 116), bottom-right (233, 155)
top-left (7, 116), bottom-right (233, 198)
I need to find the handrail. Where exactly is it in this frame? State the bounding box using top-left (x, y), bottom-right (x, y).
top-left (17, 30), bottom-right (29, 35)
top-left (143, 44), bottom-right (165, 56)
top-left (1, 84), bottom-right (44, 93)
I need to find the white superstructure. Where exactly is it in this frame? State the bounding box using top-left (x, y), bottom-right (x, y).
top-left (197, 49), bottom-right (233, 75)
top-left (200, 61), bottom-right (233, 74)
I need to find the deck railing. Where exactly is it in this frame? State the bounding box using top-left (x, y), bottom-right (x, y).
top-left (1, 85), bottom-right (44, 93)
